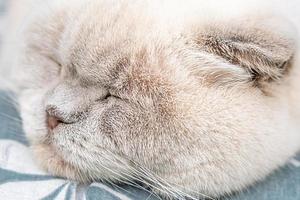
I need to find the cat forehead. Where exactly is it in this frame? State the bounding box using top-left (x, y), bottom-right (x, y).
top-left (64, 39), bottom-right (181, 90)
top-left (57, 0), bottom-right (190, 63)
top-left (58, 10), bottom-right (186, 83)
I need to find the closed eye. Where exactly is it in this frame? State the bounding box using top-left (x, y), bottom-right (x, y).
top-left (104, 91), bottom-right (112, 100)
top-left (103, 90), bottom-right (121, 100)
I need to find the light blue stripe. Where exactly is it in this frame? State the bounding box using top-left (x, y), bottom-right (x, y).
top-left (65, 182), bottom-right (75, 200)
top-left (41, 183), bottom-right (67, 200)
top-left (86, 186), bottom-right (121, 200)
top-left (0, 168), bottom-right (54, 185)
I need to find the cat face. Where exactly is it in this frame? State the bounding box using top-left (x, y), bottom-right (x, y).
top-left (13, 0), bottom-right (299, 198)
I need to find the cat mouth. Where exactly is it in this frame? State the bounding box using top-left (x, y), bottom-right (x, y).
top-left (31, 142), bottom-right (87, 182)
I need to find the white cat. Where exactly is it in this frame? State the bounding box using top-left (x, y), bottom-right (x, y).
top-left (1, 0), bottom-right (300, 199)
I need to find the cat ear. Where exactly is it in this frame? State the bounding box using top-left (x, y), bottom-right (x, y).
top-left (193, 17), bottom-right (296, 88)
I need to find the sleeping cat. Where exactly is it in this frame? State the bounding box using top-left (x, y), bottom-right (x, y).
top-left (1, 0), bottom-right (300, 199)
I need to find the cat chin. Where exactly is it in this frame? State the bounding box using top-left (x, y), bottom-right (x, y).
top-left (30, 142), bottom-right (134, 184)
top-left (31, 143), bottom-right (84, 181)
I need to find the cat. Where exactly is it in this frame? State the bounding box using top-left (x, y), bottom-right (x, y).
top-left (1, 0), bottom-right (300, 199)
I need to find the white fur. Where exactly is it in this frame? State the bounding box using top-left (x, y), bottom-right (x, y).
top-left (1, 0), bottom-right (300, 199)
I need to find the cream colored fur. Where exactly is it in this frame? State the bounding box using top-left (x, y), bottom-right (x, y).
top-left (1, 0), bottom-right (300, 199)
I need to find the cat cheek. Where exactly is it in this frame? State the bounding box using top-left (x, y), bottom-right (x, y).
top-left (19, 89), bottom-right (48, 142)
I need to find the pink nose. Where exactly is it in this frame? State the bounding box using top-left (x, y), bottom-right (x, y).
top-left (46, 114), bottom-right (61, 130)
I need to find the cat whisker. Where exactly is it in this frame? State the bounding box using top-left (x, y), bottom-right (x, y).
top-left (83, 151), bottom-right (165, 199)
top-left (133, 167), bottom-right (193, 199)
top-left (0, 90), bottom-right (19, 103)
top-left (97, 154), bottom-right (177, 199)
top-left (0, 112), bottom-right (22, 123)
top-left (114, 151), bottom-right (214, 200)
top-left (0, 96), bottom-right (19, 108)
top-left (145, 191), bottom-right (155, 200)
top-left (103, 150), bottom-right (212, 200)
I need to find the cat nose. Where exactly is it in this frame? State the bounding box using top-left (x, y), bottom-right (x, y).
top-left (46, 106), bottom-right (63, 130)
top-left (46, 114), bottom-right (61, 130)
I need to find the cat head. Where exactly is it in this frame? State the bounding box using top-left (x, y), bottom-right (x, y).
top-left (13, 0), bottom-right (297, 198)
